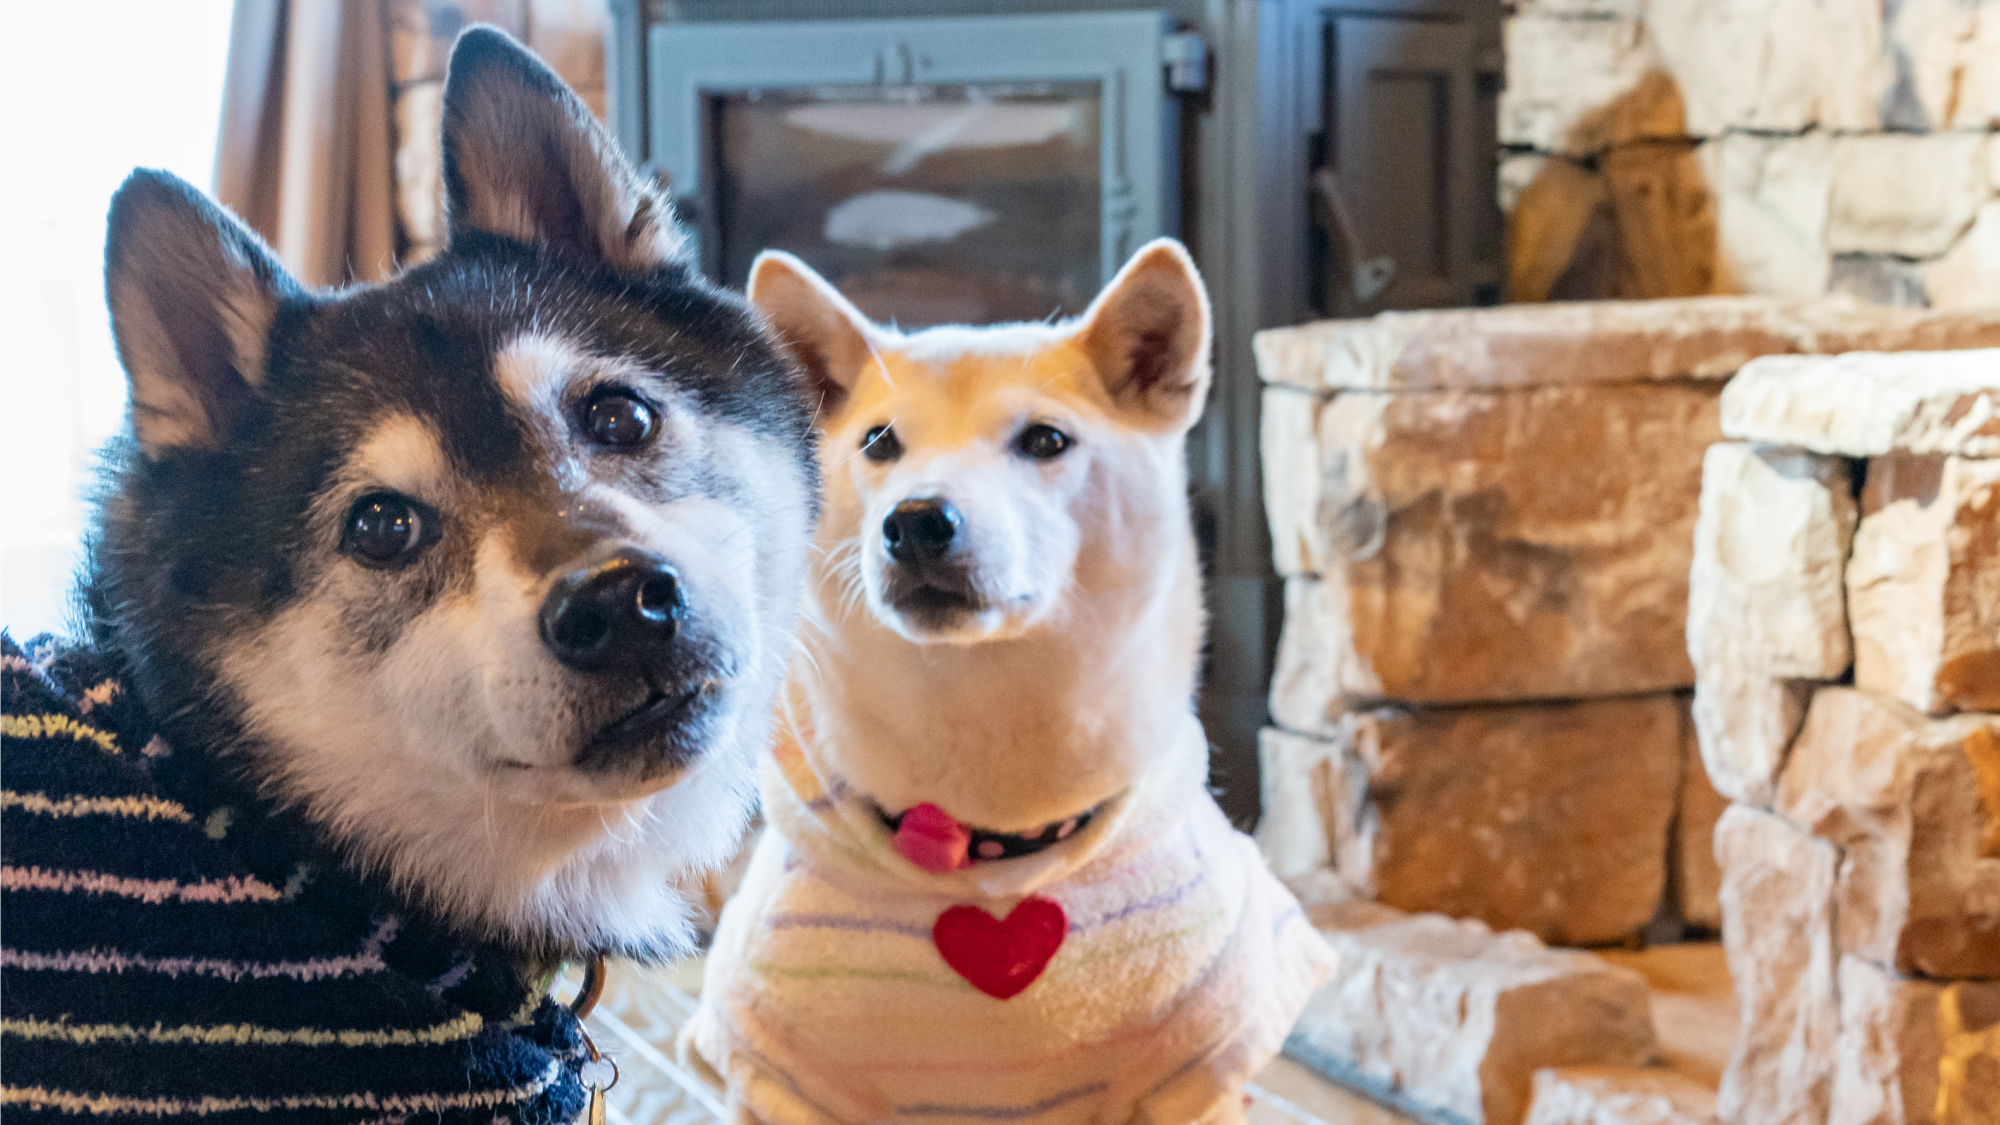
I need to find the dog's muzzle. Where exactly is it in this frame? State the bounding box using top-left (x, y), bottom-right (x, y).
top-left (539, 547), bottom-right (684, 671)
top-left (883, 497), bottom-right (960, 565)
top-left (541, 546), bottom-right (716, 774)
top-left (882, 497), bottom-right (983, 619)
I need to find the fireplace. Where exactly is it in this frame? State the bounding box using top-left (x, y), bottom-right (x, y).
top-left (639, 11), bottom-right (1183, 327)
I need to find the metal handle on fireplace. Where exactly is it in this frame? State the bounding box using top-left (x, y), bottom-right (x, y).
top-left (1311, 167), bottom-right (1395, 312)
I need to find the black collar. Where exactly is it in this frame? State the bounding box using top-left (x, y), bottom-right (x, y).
top-left (876, 804), bottom-right (1101, 864)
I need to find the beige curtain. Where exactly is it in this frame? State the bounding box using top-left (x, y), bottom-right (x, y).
top-left (214, 0), bottom-right (397, 287)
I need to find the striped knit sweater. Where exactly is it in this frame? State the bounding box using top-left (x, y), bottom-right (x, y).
top-left (1, 634), bottom-right (588, 1122)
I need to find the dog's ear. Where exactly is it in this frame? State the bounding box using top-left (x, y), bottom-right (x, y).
top-left (747, 251), bottom-right (878, 421)
top-left (104, 170), bottom-right (303, 459)
top-left (1073, 239), bottom-right (1212, 432)
top-left (441, 26), bottom-right (686, 273)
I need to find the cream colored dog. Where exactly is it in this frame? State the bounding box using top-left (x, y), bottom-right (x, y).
top-left (683, 240), bottom-right (1334, 1125)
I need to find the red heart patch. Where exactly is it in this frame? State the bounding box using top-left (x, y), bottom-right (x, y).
top-left (932, 897), bottom-right (1068, 1000)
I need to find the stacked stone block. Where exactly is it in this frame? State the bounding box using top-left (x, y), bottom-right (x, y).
top-left (1288, 899), bottom-right (1659, 1125)
top-left (1500, 0), bottom-right (1999, 309)
top-left (1689, 350), bottom-right (2000, 1125)
top-left (1256, 296), bottom-right (2000, 950)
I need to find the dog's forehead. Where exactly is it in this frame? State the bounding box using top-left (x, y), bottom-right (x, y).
top-left (855, 333), bottom-right (1096, 427)
top-left (290, 251), bottom-right (808, 449)
top-left (282, 276), bottom-right (631, 466)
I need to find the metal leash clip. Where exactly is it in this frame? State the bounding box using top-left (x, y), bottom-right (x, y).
top-left (569, 958), bottom-right (619, 1125)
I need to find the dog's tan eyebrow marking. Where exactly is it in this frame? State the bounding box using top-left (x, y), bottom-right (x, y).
top-left (493, 332), bottom-right (580, 418)
top-left (494, 330), bottom-right (672, 432)
top-left (350, 414), bottom-right (449, 498)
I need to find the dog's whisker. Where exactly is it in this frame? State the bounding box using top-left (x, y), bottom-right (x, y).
top-left (786, 632), bottom-right (821, 676)
top-left (862, 336), bottom-right (895, 392)
top-left (839, 417), bottom-right (899, 466)
top-left (481, 779), bottom-right (499, 848)
top-left (597, 803), bottom-right (642, 849)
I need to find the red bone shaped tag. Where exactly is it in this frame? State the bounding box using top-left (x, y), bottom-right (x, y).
top-left (932, 897), bottom-right (1067, 1000)
top-left (895, 803), bottom-right (971, 873)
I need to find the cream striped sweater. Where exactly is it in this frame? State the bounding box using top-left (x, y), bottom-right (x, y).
top-left (683, 715), bottom-right (1335, 1124)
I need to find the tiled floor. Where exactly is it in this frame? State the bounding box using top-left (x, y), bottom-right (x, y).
top-left (1246, 1058), bottom-right (1416, 1125)
top-left (558, 961), bottom-right (1416, 1125)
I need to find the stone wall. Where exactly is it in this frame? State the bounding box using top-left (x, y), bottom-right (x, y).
top-left (1689, 350), bottom-right (2000, 1125)
top-left (1501, 0), bottom-right (2000, 309)
top-left (1258, 300), bottom-right (2000, 1125)
top-left (1255, 296), bottom-right (2000, 950)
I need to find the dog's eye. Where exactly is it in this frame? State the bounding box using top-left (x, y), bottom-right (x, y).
top-left (861, 424), bottom-right (903, 463)
top-left (1016, 424), bottom-right (1071, 461)
top-left (584, 389), bottom-right (657, 448)
top-left (344, 493), bottom-right (432, 567)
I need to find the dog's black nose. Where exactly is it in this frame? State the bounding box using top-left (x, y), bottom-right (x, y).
top-left (539, 549), bottom-right (684, 671)
top-left (883, 498), bottom-right (960, 563)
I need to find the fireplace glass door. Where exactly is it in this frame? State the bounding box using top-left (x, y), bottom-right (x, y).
top-left (715, 82), bottom-right (1103, 327)
top-left (647, 11), bottom-right (1177, 327)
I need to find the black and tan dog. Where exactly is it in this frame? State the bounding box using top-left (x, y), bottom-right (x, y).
top-left (2, 28), bottom-right (814, 1120)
